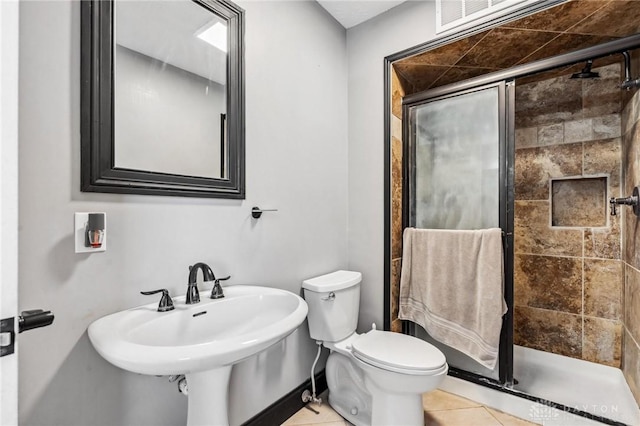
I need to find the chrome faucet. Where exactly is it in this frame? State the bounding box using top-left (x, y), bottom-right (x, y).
top-left (186, 263), bottom-right (215, 304)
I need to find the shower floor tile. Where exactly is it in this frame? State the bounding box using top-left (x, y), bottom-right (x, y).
top-left (282, 390), bottom-right (538, 425)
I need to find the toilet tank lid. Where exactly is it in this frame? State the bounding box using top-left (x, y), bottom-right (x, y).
top-left (302, 270), bottom-right (362, 292)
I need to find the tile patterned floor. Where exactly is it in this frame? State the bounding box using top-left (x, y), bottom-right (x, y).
top-left (282, 390), bottom-right (539, 426)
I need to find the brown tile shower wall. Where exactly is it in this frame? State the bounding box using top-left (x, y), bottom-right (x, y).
top-left (390, 67), bottom-right (409, 333)
top-left (514, 63), bottom-right (623, 367)
top-left (621, 82), bottom-right (640, 406)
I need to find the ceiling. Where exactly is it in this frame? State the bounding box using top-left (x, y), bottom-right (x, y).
top-left (393, 0), bottom-right (640, 95)
top-left (317, 0), bottom-right (406, 28)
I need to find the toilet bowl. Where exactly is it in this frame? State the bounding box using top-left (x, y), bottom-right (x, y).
top-left (302, 271), bottom-right (448, 426)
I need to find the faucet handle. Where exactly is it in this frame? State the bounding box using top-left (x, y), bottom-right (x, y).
top-left (141, 289), bottom-right (175, 312)
top-left (210, 276), bottom-right (230, 299)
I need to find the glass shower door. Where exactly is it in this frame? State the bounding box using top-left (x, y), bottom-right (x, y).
top-left (404, 81), bottom-right (512, 383)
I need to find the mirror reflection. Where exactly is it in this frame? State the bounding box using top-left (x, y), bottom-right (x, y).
top-left (114, 0), bottom-right (228, 179)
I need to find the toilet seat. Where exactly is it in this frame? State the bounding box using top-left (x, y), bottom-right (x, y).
top-left (351, 330), bottom-right (447, 375)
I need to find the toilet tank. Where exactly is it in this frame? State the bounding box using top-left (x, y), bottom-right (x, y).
top-left (302, 270), bottom-right (362, 342)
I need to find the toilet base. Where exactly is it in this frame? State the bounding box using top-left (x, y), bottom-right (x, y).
top-left (329, 389), bottom-right (424, 426)
top-left (366, 378), bottom-right (425, 425)
top-left (326, 351), bottom-right (445, 426)
top-left (326, 352), bottom-right (372, 426)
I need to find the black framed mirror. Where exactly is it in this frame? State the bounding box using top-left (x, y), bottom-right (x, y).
top-left (80, 0), bottom-right (244, 198)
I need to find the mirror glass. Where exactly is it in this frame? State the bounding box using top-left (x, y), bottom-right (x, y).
top-left (80, 0), bottom-right (244, 199)
top-left (114, 1), bottom-right (228, 179)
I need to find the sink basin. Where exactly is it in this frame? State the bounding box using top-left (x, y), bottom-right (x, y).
top-left (88, 285), bottom-right (308, 425)
top-left (89, 285), bottom-right (307, 375)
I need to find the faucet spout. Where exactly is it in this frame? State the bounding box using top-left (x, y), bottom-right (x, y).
top-left (186, 262), bottom-right (215, 304)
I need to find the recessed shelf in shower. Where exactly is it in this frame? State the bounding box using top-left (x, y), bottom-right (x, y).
top-left (551, 177), bottom-right (608, 227)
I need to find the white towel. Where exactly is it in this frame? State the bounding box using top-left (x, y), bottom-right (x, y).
top-left (398, 227), bottom-right (507, 370)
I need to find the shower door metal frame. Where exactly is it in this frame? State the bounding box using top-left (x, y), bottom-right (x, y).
top-left (401, 80), bottom-right (515, 386)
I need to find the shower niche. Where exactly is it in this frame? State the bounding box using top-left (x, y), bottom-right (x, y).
top-left (551, 177), bottom-right (608, 227)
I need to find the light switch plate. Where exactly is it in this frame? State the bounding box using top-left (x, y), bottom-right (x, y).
top-left (75, 212), bottom-right (106, 253)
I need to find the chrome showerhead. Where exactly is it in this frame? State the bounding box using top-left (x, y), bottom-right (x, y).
top-left (570, 59), bottom-right (600, 79)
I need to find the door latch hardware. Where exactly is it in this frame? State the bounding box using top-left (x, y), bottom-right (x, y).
top-left (0, 310), bottom-right (55, 358)
top-left (0, 317), bottom-right (15, 357)
top-left (18, 309), bottom-right (55, 333)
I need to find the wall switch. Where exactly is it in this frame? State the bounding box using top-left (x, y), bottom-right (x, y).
top-left (75, 212), bottom-right (106, 253)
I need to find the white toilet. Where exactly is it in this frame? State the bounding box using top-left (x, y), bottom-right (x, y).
top-left (302, 270), bottom-right (448, 426)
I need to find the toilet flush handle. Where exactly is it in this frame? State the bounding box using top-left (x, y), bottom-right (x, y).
top-left (321, 292), bottom-right (336, 301)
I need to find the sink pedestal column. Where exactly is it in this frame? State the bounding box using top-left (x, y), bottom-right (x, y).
top-left (186, 366), bottom-right (232, 426)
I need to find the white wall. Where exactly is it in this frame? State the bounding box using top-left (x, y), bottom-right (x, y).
top-left (18, 1), bottom-right (346, 425)
top-left (346, 1), bottom-right (438, 332)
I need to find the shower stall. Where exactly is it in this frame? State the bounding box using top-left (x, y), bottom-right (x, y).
top-left (386, 35), bottom-right (640, 426)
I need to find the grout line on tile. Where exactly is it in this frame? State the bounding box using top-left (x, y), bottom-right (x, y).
top-left (485, 406), bottom-right (506, 426)
top-left (581, 255), bottom-right (622, 261)
top-left (450, 29), bottom-right (494, 69)
top-left (623, 323), bottom-right (640, 350)
top-left (582, 232), bottom-right (586, 356)
top-left (582, 313), bottom-right (621, 321)
top-left (426, 65), bottom-right (455, 90)
top-left (561, 1), bottom-right (614, 36)
top-left (512, 304), bottom-right (582, 317)
top-left (516, 33), bottom-right (562, 67)
top-left (583, 140), bottom-right (586, 176)
top-left (514, 252), bottom-right (584, 260)
top-left (624, 261), bottom-right (640, 275)
top-left (500, 26), bottom-right (563, 34)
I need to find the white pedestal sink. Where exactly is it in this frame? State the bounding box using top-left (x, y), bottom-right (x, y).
top-left (88, 285), bottom-right (308, 426)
